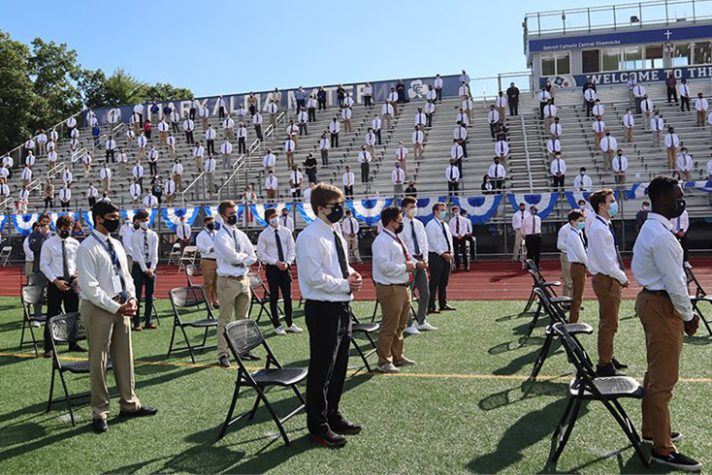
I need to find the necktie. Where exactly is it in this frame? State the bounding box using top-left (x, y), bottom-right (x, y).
top-left (61, 240), bottom-right (70, 281)
top-left (144, 231), bottom-right (149, 265)
top-left (274, 229), bottom-right (285, 262)
top-left (282, 216), bottom-right (287, 226)
top-left (394, 234), bottom-right (410, 260)
top-left (411, 220), bottom-right (421, 256)
top-left (349, 218), bottom-right (353, 234)
top-left (456, 217), bottom-right (460, 234)
top-left (617, 156), bottom-right (621, 170)
top-left (556, 160), bottom-right (560, 174)
top-left (440, 222), bottom-right (451, 252)
top-left (232, 230), bottom-right (241, 253)
top-left (495, 165), bottom-right (499, 178)
top-left (450, 167), bottom-right (455, 180)
top-left (104, 237), bottom-right (127, 300)
top-left (333, 231), bottom-right (349, 279)
top-left (677, 217), bottom-right (681, 231)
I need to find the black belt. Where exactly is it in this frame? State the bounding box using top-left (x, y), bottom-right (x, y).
top-left (376, 282), bottom-right (409, 287)
top-left (201, 257), bottom-right (216, 261)
top-left (642, 288), bottom-right (670, 298)
top-left (413, 254), bottom-right (423, 260)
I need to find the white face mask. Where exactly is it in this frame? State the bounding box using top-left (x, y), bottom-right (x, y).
top-left (140, 221), bottom-right (149, 230)
top-left (269, 217), bottom-right (279, 227)
top-left (406, 208), bottom-right (417, 218)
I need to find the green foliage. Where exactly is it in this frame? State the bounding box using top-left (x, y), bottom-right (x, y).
top-left (0, 31), bottom-right (35, 150)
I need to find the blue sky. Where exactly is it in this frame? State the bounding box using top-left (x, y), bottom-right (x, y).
top-left (1, 0), bottom-right (673, 97)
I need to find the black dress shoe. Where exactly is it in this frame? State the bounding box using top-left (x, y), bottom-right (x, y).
top-left (329, 418), bottom-right (362, 435)
top-left (92, 418), bottom-right (109, 433)
top-left (118, 406), bottom-right (158, 418)
top-left (310, 430), bottom-right (347, 448)
top-left (596, 362), bottom-right (623, 377)
top-left (427, 308), bottom-right (440, 315)
top-left (240, 352), bottom-right (261, 361)
top-left (68, 343), bottom-right (86, 352)
top-left (43, 350), bottom-right (54, 358)
top-left (611, 357), bottom-right (628, 370)
top-left (440, 305), bottom-right (457, 311)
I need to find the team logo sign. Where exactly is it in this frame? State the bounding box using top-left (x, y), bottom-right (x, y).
top-left (408, 79), bottom-right (427, 100)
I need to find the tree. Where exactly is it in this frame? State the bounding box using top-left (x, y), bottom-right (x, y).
top-left (78, 68), bottom-right (107, 109)
top-left (0, 31), bottom-right (35, 153)
top-left (101, 68), bottom-right (147, 106)
top-left (144, 82), bottom-right (193, 102)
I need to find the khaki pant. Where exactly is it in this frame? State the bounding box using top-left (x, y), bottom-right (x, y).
top-left (569, 262), bottom-right (586, 323)
top-left (200, 259), bottom-right (218, 306)
top-left (653, 131), bottom-right (661, 148)
top-left (625, 127), bottom-right (633, 143)
top-left (697, 110), bottom-right (706, 126)
top-left (266, 189), bottom-right (276, 201)
top-left (216, 275), bottom-right (251, 358)
top-left (194, 157), bottom-right (203, 173)
top-left (560, 252), bottom-right (572, 297)
top-left (512, 229), bottom-right (525, 261)
top-left (206, 172), bottom-right (214, 193)
top-left (594, 132), bottom-right (603, 149)
top-left (375, 284), bottom-right (411, 366)
top-left (24, 261), bottom-right (33, 277)
top-left (666, 147), bottom-right (676, 170)
top-left (80, 299), bottom-right (141, 421)
top-left (591, 273), bottom-right (622, 366)
top-left (103, 178), bottom-right (110, 193)
top-left (346, 235), bottom-right (360, 262)
top-left (173, 174), bottom-right (182, 191)
top-left (604, 150), bottom-right (615, 169)
top-left (636, 291), bottom-right (684, 456)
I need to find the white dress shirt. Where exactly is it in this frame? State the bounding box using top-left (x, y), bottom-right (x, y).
top-left (176, 222), bottom-right (191, 241)
top-left (522, 214), bottom-right (541, 235)
top-left (675, 153), bottom-right (694, 172)
top-left (623, 113), bottom-right (635, 128)
top-left (131, 228), bottom-right (159, 272)
top-left (342, 171), bottom-right (355, 187)
top-left (399, 216), bottom-right (429, 261)
top-left (447, 164), bottom-right (461, 181)
top-left (257, 225), bottom-right (295, 265)
top-left (358, 151), bottom-right (371, 163)
top-left (425, 218), bottom-right (453, 255)
top-left (372, 229), bottom-right (410, 285)
top-left (295, 218), bottom-right (354, 302)
top-left (265, 174), bottom-right (278, 190)
top-left (549, 123), bottom-right (562, 137)
top-left (587, 215), bottom-right (627, 284)
top-left (40, 235), bottom-right (80, 282)
top-left (196, 228), bottom-right (217, 259)
top-left (600, 136), bottom-right (617, 152)
top-left (214, 223), bottom-right (257, 277)
top-left (450, 144), bottom-right (464, 160)
top-left (392, 168), bottom-right (406, 184)
top-left (632, 213), bottom-right (692, 321)
top-left (550, 158), bottom-right (567, 175)
top-left (566, 226), bottom-right (588, 266)
top-left (574, 173), bottom-right (593, 190)
top-left (665, 133), bottom-right (680, 148)
top-left (546, 139), bottom-right (561, 154)
top-left (612, 155), bottom-right (628, 173)
top-left (77, 232), bottom-right (136, 314)
top-left (59, 187), bottom-right (71, 202)
top-left (670, 210), bottom-right (689, 233)
top-left (340, 216), bottom-right (360, 236)
top-left (695, 97), bottom-right (709, 111)
top-left (278, 215), bottom-right (294, 232)
top-left (449, 215), bottom-right (469, 238)
top-left (495, 140), bottom-right (509, 157)
top-left (592, 120), bottom-right (606, 134)
top-left (557, 223), bottom-right (571, 252)
top-left (488, 163), bottom-right (506, 179)
top-left (651, 117), bottom-right (665, 131)
top-left (130, 183), bottom-right (141, 199)
top-left (143, 194), bottom-right (158, 208)
top-left (706, 159), bottom-right (712, 177)
top-left (512, 209), bottom-right (529, 231)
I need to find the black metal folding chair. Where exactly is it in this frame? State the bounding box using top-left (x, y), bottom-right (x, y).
top-left (685, 264), bottom-right (712, 336)
top-left (528, 288), bottom-right (593, 381)
top-left (46, 312), bottom-right (112, 426)
top-left (247, 273), bottom-right (273, 323)
top-left (524, 260), bottom-right (572, 337)
top-left (522, 259), bottom-right (568, 315)
top-left (218, 319), bottom-right (307, 445)
top-left (184, 263), bottom-right (199, 287)
top-left (167, 286), bottom-right (218, 363)
top-left (350, 308), bottom-right (379, 372)
top-left (549, 323), bottom-right (648, 468)
top-left (19, 285), bottom-right (46, 356)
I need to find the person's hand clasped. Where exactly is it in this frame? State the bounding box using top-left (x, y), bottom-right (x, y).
top-left (348, 272), bottom-right (362, 293)
top-left (684, 313), bottom-right (700, 336)
top-left (120, 299), bottom-right (138, 317)
top-left (416, 260), bottom-right (427, 271)
top-left (54, 279), bottom-right (70, 292)
top-left (405, 261), bottom-right (416, 273)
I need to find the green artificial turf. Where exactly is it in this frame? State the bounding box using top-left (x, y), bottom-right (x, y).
top-left (0, 298), bottom-right (710, 474)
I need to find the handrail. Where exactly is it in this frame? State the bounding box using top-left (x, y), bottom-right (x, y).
top-left (217, 158), bottom-right (246, 201)
top-left (2, 109), bottom-right (84, 157)
top-left (520, 114), bottom-right (534, 193)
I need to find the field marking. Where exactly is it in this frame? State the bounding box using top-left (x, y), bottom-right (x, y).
top-left (3, 351), bottom-right (712, 384)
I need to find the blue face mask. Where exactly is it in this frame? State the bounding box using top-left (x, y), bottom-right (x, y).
top-left (576, 222), bottom-right (585, 231)
top-left (609, 201), bottom-right (619, 217)
top-left (438, 210), bottom-right (447, 220)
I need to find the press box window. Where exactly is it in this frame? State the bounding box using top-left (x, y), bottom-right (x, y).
top-left (672, 43), bottom-right (691, 67)
top-left (541, 54), bottom-right (570, 76)
top-left (693, 41), bottom-right (712, 65)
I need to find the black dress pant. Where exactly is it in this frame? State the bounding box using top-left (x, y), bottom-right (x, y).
top-left (207, 139), bottom-right (215, 155)
top-left (344, 186), bottom-right (353, 198)
top-left (666, 87), bottom-right (678, 103)
top-left (44, 282), bottom-right (79, 351)
top-left (681, 96), bottom-right (690, 111)
top-left (525, 234), bottom-right (542, 267)
top-left (105, 150), bottom-right (115, 162)
top-left (185, 131), bottom-right (194, 144)
top-left (331, 133), bottom-right (339, 148)
top-left (238, 138), bottom-right (246, 153)
top-left (428, 252), bottom-right (450, 310)
top-left (360, 162), bottom-right (369, 183)
top-left (131, 262), bottom-right (155, 326)
top-left (304, 300), bottom-right (352, 435)
top-left (375, 129), bottom-right (382, 145)
top-left (255, 125), bottom-right (263, 141)
top-left (509, 100), bottom-right (519, 116)
top-left (266, 265), bottom-right (293, 328)
top-left (453, 238), bottom-right (469, 270)
top-left (308, 108), bottom-right (316, 122)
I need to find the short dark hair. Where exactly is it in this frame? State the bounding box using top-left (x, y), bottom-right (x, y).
top-left (218, 200), bottom-right (236, 217)
top-left (380, 206), bottom-right (402, 227)
top-left (56, 214), bottom-right (73, 229)
top-left (264, 208), bottom-right (277, 220)
top-left (38, 212), bottom-right (51, 223)
top-left (431, 202), bottom-right (445, 213)
top-left (134, 209), bottom-right (149, 222)
top-left (401, 196), bottom-right (417, 208)
top-left (203, 216), bottom-right (214, 224)
top-left (567, 210), bottom-right (584, 222)
top-left (92, 201), bottom-right (119, 223)
top-left (310, 183), bottom-right (344, 211)
top-left (647, 175), bottom-right (678, 205)
top-left (588, 188), bottom-right (614, 213)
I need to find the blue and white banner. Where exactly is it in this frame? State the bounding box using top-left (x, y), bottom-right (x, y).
top-left (48, 211), bottom-right (82, 231)
top-left (507, 192), bottom-right (559, 219)
top-left (203, 204), bottom-right (245, 224)
top-left (452, 194), bottom-right (502, 225)
top-left (161, 207), bottom-right (201, 232)
top-left (80, 211), bottom-right (95, 230)
top-left (348, 197), bottom-right (394, 225)
top-left (624, 182), bottom-right (649, 200)
top-left (296, 202), bottom-right (317, 224)
top-left (120, 208), bottom-right (158, 227)
top-left (564, 191), bottom-right (592, 209)
top-left (249, 202), bottom-right (292, 227)
top-left (0, 214), bottom-right (7, 231)
top-left (685, 180), bottom-right (712, 193)
top-left (12, 213), bottom-right (39, 236)
top-left (413, 196), bottom-right (448, 223)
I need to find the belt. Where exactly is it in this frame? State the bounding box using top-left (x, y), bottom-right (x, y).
top-left (201, 257), bottom-right (216, 261)
top-left (220, 274), bottom-right (247, 280)
top-left (376, 282), bottom-right (409, 287)
top-left (413, 254), bottom-right (423, 260)
top-left (642, 288), bottom-right (670, 298)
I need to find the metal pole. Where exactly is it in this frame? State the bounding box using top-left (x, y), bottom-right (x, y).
top-left (613, 5), bottom-right (617, 30)
top-left (665, 0), bottom-right (669, 25)
top-left (537, 12), bottom-right (541, 36)
top-left (692, 0), bottom-right (696, 22)
top-left (587, 8), bottom-right (591, 33)
top-left (639, 3), bottom-right (643, 27)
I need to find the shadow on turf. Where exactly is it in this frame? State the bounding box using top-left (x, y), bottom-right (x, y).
top-left (478, 380), bottom-right (568, 412)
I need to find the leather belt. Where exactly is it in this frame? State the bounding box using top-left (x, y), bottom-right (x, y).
top-left (376, 282), bottom-right (409, 287)
top-left (201, 257), bottom-right (216, 261)
top-left (642, 288), bottom-right (670, 298)
top-left (221, 274), bottom-right (247, 280)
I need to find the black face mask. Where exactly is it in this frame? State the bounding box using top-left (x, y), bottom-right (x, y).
top-left (225, 215), bottom-right (238, 226)
top-left (394, 223), bottom-right (404, 234)
top-left (206, 222), bottom-right (215, 231)
top-left (324, 204), bottom-right (344, 223)
top-left (103, 218), bottom-right (120, 233)
top-left (133, 223), bottom-right (140, 230)
top-left (671, 199), bottom-right (686, 218)
top-left (58, 229), bottom-right (70, 239)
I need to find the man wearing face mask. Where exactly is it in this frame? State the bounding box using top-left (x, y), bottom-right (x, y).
top-left (565, 210), bottom-right (588, 323)
top-left (425, 203), bottom-right (455, 314)
top-left (636, 201), bottom-right (650, 232)
top-left (257, 208), bottom-right (301, 336)
top-left (130, 210), bottom-right (158, 331)
top-left (40, 214), bottom-right (84, 357)
top-left (556, 217), bottom-right (574, 298)
top-left (196, 216), bottom-right (219, 309)
top-left (372, 206), bottom-right (416, 373)
top-left (522, 206), bottom-right (542, 267)
top-left (77, 202), bottom-right (157, 433)
top-left (511, 203), bottom-right (528, 263)
top-left (632, 176), bottom-right (701, 471)
top-left (214, 200), bottom-right (258, 367)
top-left (28, 213), bottom-right (52, 323)
top-left (295, 184), bottom-right (363, 448)
top-left (587, 189), bottom-right (629, 377)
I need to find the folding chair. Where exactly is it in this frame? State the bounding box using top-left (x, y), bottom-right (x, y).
top-left (178, 245), bottom-right (198, 272)
top-left (167, 286), bottom-right (218, 363)
top-left (0, 245), bottom-right (12, 267)
top-left (19, 285), bottom-right (46, 356)
top-left (350, 309), bottom-right (379, 372)
top-left (549, 323), bottom-right (648, 468)
top-left (167, 242), bottom-right (182, 266)
top-left (46, 312), bottom-right (112, 426)
top-left (528, 288), bottom-right (593, 381)
top-left (218, 319), bottom-right (307, 445)
top-left (247, 273), bottom-right (273, 323)
top-left (524, 260), bottom-right (572, 337)
top-left (685, 264), bottom-right (712, 336)
top-left (184, 263), bottom-right (199, 287)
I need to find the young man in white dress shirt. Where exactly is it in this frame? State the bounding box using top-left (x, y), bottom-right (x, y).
top-left (565, 210), bottom-right (588, 323)
top-left (631, 176), bottom-right (701, 471)
top-left (556, 217), bottom-right (574, 298)
top-left (176, 216), bottom-right (192, 250)
top-left (449, 205), bottom-right (470, 272)
top-left (340, 209), bottom-right (361, 263)
top-left (77, 202), bottom-right (157, 433)
top-left (573, 167), bottom-right (593, 191)
top-left (295, 184), bottom-right (363, 448)
top-left (214, 200), bottom-right (258, 368)
top-left (612, 150), bottom-right (628, 187)
top-left (426, 203), bottom-right (455, 314)
top-left (279, 208), bottom-right (294, 233)
top-left (130, 210), bottom-right (159, 331)
top-left (372, 206), bottom-right (416, 374)
top-left (587, 189), bottom-right (629, 377)
top-left (511, 202), bottom-right (529, 262)
top-left (522, 205), bottom-right (542, 267)
top-left (196, 216), bottom-right (219, 309)
top-left (400, 197), bottom-right (435, 335)
top-left (256, 208), bottom-right (301, 336)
